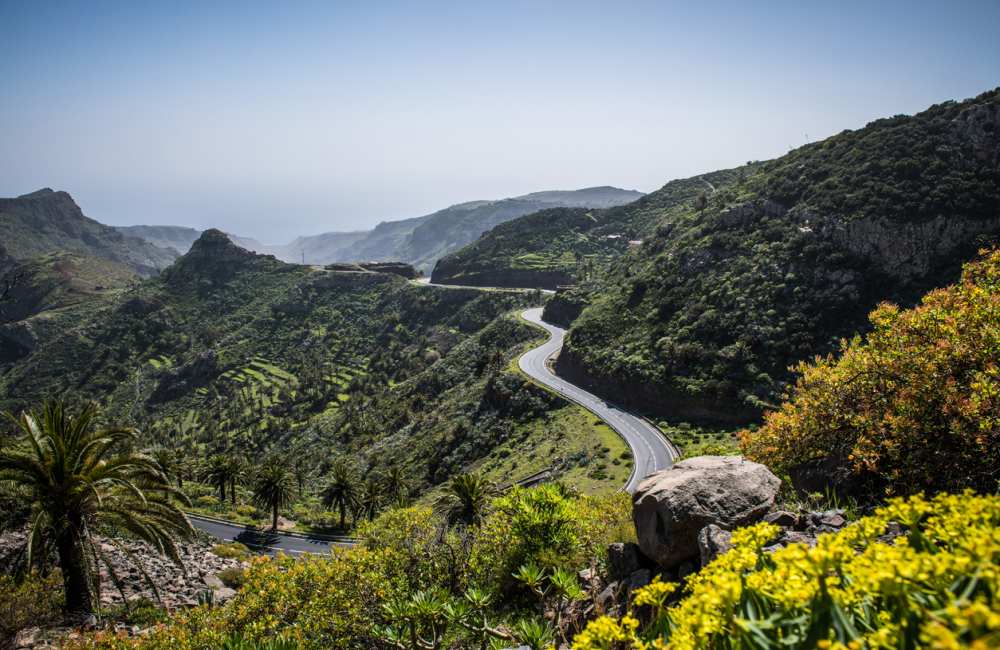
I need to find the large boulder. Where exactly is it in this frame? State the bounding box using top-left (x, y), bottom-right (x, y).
top-left (633, 456), bottom-right (781, 568)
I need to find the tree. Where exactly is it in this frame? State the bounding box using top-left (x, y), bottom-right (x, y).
top-left (384, 466), bottom-right (411, 507)
top-left (0, 401), bottom-right (192, 616)
top-left (435, 473), bottom-right (497, 527)
top-left (321, 459), bottom-right (359, 529)
top-left (151, 446), bottom-right (184, 488)
top-left (203, 454), bottom-right (233, 503)
top-left (251, 460), bottom-right (296, 531)
top-left (354, 474), bottom-right (383, 521)
top-left (693, 191), bottom-right (708, 214)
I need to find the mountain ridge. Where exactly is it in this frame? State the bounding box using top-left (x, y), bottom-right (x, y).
top-left (1, 189), bottom-right (177, 276)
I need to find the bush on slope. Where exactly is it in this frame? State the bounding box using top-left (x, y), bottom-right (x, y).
top-left (740, 248), bottom-right (1000, 498)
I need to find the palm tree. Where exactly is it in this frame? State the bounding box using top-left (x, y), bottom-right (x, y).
top-left (152, 446), bottom-right (183, 488)
top-left (203, 454), bottom-right (232, 502)
top-left (354, 474), bottom-right (383, 521)
top-left (251, 460), bottom-right (296, 531)
top-left (321, 459), bottom-right (359, 529)
top-left (384, 465), bottom-right (411, 506)
top-left (435, 473), bottom-right (497, 527)
top-left (0, 401), bottom-right (192, 616)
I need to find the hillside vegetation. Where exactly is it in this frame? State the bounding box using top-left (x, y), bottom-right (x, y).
top-left (0, 230), bottom-right (625, 500)
top-left (741, 248), bottom-right (1000, 498)
top-left (432, 170), bottom-right (745, 289)
top-left (553, 88), bottom-right (1000, 423)
top-left (0, 189), bottom-right (177, 275)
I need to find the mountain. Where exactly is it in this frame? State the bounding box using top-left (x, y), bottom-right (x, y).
top-left (0, 231), bottom-right (624, 495)
top-left (543, 88), bottom-right (1000, 424)
top-left (0, 189), bottom-right (178, 276)
top-left (115, 225), bottom-right (203, 255)
top-left (431, 172), bottom-right (744, 289)
top-left (386, 187), bottom-right (644, 271)
top-left (120, 187), bottom-right (643, 271)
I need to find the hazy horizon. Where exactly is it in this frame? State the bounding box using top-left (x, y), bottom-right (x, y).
top-left (2, 1), bottom-right (998, 242)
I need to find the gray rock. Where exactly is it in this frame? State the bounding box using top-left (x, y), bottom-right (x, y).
top-left (633, 456), bottom-right (781, 568)
top-left (214, 586), bottom-right (237, 602)
top-left (14, 627), bottom-right (40, 648)
top-left (780, 531), bottom-right (817, 547)
top-left (816, 510), bottom-right (847, 528)
top-left (764, 510), bottom-right (798, 527)
top-left (595, 582), bottom-right (619, 612)
top-left (607, 542), bottom-right (644, 580)
top-left (203, 574), bottom-right (225, 590)
top-left (697, 524), bottom-right (733, 567)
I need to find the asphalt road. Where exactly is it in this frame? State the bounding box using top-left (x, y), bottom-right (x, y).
top-left (519, 307), bottom-right (678, 493)
top-left (187, 514), bottom-right (354, 556)
top-left (190, 291), bottom-right (676, 553)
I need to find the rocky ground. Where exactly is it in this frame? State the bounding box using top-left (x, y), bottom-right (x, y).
top-left (1, 530), bottom-right (250, 648)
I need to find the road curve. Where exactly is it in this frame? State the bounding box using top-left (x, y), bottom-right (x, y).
top-left (187, 514), bottom-right (354, 556)
top-left (519, 307), bottom-right (678, 493)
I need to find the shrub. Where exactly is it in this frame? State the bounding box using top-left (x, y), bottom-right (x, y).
top-left (741, 248), bottom-right (1000, 497)
top-left (217, 567), bottom-right (246, 589)
top-left (572, 491), bottom-right (999, 649)
top-left (211, 542), bottom-right (252, 560)
top-left (0, 573), bottom-right (62, 646)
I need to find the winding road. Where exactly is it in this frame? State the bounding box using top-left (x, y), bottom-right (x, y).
top-left (518, 307), bottom-right (678, 493)
top-left (187, 513), bottom-right (354, 556)
top-left (190, 283), bottom-right (677, 552)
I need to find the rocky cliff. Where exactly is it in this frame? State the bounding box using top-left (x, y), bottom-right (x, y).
top-left (0, 189), bottom-right (177, 276)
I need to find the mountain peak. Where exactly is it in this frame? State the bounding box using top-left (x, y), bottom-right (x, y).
top-left (17, 188), bottom-right (56, 199)
top-left (162, 228), bottom-right (278, 287)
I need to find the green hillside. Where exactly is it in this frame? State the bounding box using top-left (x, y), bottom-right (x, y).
top-left (0, 230), bottom-right (625, 498)
top-left (0, 189), bottom-right (177, 275)
top-left (431, 171), bottom-right (744, 289)
top-left (555, 88), bottom-right (1000, 423)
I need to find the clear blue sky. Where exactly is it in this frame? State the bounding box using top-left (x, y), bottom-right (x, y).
top-left (2, 1), bottom-right (998, 242)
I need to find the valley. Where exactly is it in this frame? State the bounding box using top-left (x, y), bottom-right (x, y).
top-left (0, 74), bottom-right (997, 648)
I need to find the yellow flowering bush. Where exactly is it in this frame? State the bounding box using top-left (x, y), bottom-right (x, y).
top-left (740, 249), bottom-right (1000, 497)
top-left (572, 492), bottom-right (1000, 649)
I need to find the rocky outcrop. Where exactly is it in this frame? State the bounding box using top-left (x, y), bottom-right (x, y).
top-left (0, 189), bottom-right (177, 276)
top-left (160, 229), bottom-right (277, 288)
top-left (541, 289), bottom-right (587, 327)
top-left (633, 456), bottom-right (781, 568)
top-left (554, 349), bottom-right (761, 425)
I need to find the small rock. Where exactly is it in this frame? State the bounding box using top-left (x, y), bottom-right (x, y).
top-left (607, 542), bottom-right (644, 580)
top-left (203, 574), bottom-right (225, 590)
top-left (779, 531), bottom-right (817, 547)
top-left (595, 582), bottom-right (619, 612)
top-left (817, 510), bottom-right (847, 528)
top-left (697, 524), bottom-right (733, 567)
top-left (214, 586), bottom-right (237, 602)
top-left (14, 627), bottom-right (40, 648)
top-left (81, 614), bottom-right (98, 630)
top-left (764, 510), bottom-right (798, 527)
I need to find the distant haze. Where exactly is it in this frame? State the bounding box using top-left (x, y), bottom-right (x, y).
top-left (1, 1), bottom-right (998, 242)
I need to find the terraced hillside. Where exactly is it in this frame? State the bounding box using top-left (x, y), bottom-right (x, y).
top-left (0, 230), bottom-right (627, 497)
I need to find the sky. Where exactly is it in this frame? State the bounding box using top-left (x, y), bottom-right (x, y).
top-left (2, 1), bottom-right (998, 243)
